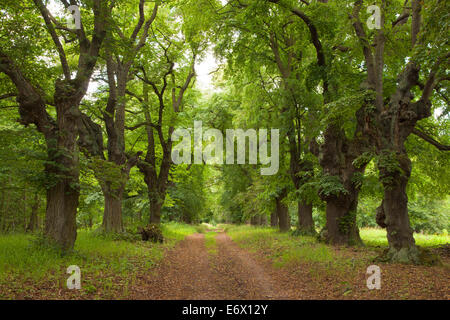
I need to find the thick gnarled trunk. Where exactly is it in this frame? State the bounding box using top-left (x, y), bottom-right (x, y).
top-left (373, 63), bottom-right (432, 263)
top-left (44, 180), bottom-right (78, 250)
top-left (376, 153), bottom-right (419, 263)
top-left (0, 1), bottom-right (109, 250)
top-left (101, 185), bottom-right (124, 233)
top-left (324, 191), bottom-right (362, 246)
top-left (319, 124), bottom-right (366, 246)
top-left (43, 95), bottom-right (81, 251)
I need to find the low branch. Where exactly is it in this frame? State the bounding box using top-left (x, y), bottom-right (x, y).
top-left (0, 93), bottom-right (17, 100)
top-left (268, 0), bottom-right (328, 95)
top-left (33, 0), bottom-right (71, 79)
top-left (421, 52), bottom-right (450, 102)
top-left (125, 122), bottom-right (159, 131)
top-left (413, 128), bottom-right (450, 151)
top-left (0, 105), bottom-right (19, 109)
top-left (350, 0), bottom-right (376, 88)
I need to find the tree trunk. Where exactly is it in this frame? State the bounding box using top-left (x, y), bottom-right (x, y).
top-left (319, 124), bottom-right (366, 246)
top-left (2, 177), bottom-right (12, 232)
top-left (149, 193), bottom-right (163, 224)
top-left (288, 126), bottom-right (316, 235)
top-left (0, 187), bottom-right (5, 233)
top-left (44, 179), bottom-right (79, 251)
top-left (377, 152), bottom-right (419, 263)
top-left (324, 193), bottom-right (362, 246)
top-left (270, 209), bottom-right (278, 227)
top-left (260, 214), bottom-right (267, 226)
top-left (297, 202), bottom-right (315, 234)
top-left (43, 92), bottom-right (81, 251)
top-left (88, 213), bottom-right (93, 229)
top-left (101, 185), bottom-right (124, 233)
top-left (23, 189), bottom-right (27, 231)
top-left (372, 63), bottom-right (431, 263)
top-left (139, 150), bottom-right (171, 225)
top-left (276, 191), bottom-right (290, 232)
top-left (26, 193), bottom-right (39, 232)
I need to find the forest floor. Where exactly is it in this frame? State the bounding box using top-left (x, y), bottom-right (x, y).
top-left (0, 224), bottom-right (449, 300)
top-left (130, 227), bottom-right (450, 300)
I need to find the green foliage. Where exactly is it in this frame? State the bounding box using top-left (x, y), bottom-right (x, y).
top-left (88, 158), bottom-right (128, 192)
top-left (360, 228), bottom-right (449, 248)
top-left (408, 197), bottom-right (450, 234)
top-left (338, 210), bottom-right (357, 235)
top-left (351, 172), bottom-right (364, 190)
top-left (318, 175), bottom-right (348, 198)
top-left (195, 224), bottom-right (208, 234)
top-left (0, 0), bottom-right (448, 273)
top-left (321, 91), bottom-right (375, 137)
top-left (164, 165), bottom-right (208, 224)
top-left (376, 151), bottom-right (403, 185)
top-left (357, 196), bottom-right (450, 234)
top-left (352, 151), bottom-right (375, 169)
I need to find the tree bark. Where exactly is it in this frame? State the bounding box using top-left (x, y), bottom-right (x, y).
top-left (376, 158), bottom-right (419, 263)
top-left (290, 151), bottom-right (315, 234)
top-left (276, 190), bottom-right (290, 232)
top-left (42, 89), bottom-right (82, 250)
top-left (0, 0), bottom-right (109, 250)
top-left (374, 63), bottom-right (432, 263)
top-left (270, 209), bottom-right (278, 227)
top-left (149, 192), bottom-right (164, 224)
top-left (260, 214), bottom-right (267, 226)
top-left (0, 188), bottom-right (4, 233)
top-left (26, 193), bottom-right (40, 232)
top-left (44, 180), bottom-right (78, 250)
top-left (376, 152), bottom-right (419, 263)
top-left (298, 202), bottom-right (314, 234)
top-left (269, 31), bottom-right (316, 235)
top-left (319, 123), bottom-right (367, 246)
top-left (251, 215), bottom-right (264, 226)
top-left (101, 184), bottom-right (124, 232)
top-left (324, 192), bottom-right (362, 246)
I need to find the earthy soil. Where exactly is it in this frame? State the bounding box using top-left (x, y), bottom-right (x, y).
top-left (3, 231), bottom-right (448, 300)
top-left (129, 232), bottom-right (450, 300)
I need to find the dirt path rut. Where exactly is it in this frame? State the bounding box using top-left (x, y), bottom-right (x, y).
top-left (131, 232), bottom-right (294, 300)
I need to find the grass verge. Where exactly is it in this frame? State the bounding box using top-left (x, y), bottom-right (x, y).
top-left (204, 232), bottom-right (218, 255)
top-left (359, 228), bottom-right (449, 247)
top-left (0, 222), bottom-right (197, 299)
top-left (225, 225), bottom-right (342, 267)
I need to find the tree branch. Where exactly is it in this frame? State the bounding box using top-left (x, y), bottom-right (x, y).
top-left (33, 0), bottom-right (71, 79)
top-left (413, 128), bottom-right (450, 151)
top-left (350, 0), bottom-right (376, 88)
top-left (0, 93), bottom-right (17, 100)
top-left (268, 0), bottom-right (328, 95)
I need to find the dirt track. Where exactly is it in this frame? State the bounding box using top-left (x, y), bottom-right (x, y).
top-left (129, 232), bottom-right (450, 300)
top-left (130, 232), bottom-right (301, 299)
